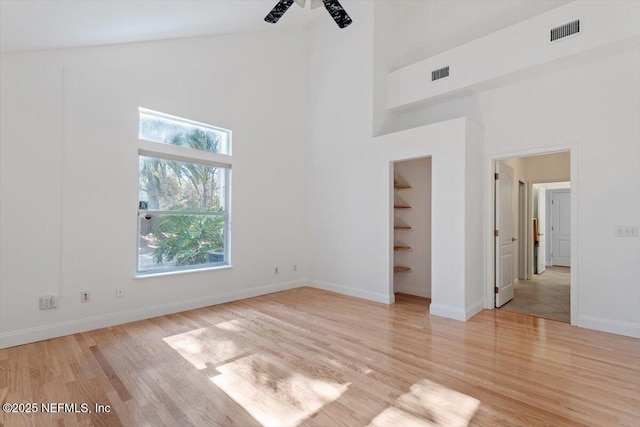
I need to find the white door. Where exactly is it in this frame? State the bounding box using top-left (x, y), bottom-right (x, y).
top-left (537, 187), bottom-right (546, 274)
top-left (551, 190), bottom-right (571, 267)
top-left (495, 162), bottom-right (515, 307)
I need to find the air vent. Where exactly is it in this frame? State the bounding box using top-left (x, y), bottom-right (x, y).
top-left (431, 66), bottom-right (449, 81)
top-left (550, 19), bottom-right (580, 42)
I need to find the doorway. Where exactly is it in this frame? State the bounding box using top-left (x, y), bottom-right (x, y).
top-left (492, 151), bottom-right (573, 322)
top-left (392, 157), bottom-right (432, 300)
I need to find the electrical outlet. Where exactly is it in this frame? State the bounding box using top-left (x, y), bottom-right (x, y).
top-left (116, 288), bottom-right (124, 298)
top-left (275, 267), bottom-right (279, 274)
top-left (40, 296), bottom-right (50, 310)
top-left (80, 291), bottom-right (90, 303)
top-left (39, 295), bottom-right (57, 310)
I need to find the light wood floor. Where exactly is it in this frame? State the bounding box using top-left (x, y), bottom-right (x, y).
top-left (1, 287), bottom-right (639, 426)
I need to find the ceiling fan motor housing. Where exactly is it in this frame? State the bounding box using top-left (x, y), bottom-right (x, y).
top-left (265, 0), bottom-right (352, 28)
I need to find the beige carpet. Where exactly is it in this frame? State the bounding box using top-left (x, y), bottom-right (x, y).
top-left (500, 266), bottom-right (570, 323)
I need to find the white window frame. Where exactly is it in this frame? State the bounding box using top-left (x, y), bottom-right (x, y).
top-left (136, 109), bottom-right (232, 277)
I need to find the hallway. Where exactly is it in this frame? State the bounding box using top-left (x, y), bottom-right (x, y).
top-left (500, 266), bottom-right (570, 323)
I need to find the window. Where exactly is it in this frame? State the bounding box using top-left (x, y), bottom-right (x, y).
top-left (137, 108), bottom-right (232, 275)
top-left (139, 108), bottom-right (230, 155)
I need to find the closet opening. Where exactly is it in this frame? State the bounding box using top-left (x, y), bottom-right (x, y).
top-left (392, 157), bottom-right (432, 304)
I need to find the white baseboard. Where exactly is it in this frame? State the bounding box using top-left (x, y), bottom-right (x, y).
top-left (308, 280), bottom-right (393, 304)
top-left (429, 300), bottom-right (484, 322)
top-left (577, 314), bottom-right (640, 338)
top-left (429, 303), bottom-right (466, 321)
top-left (0, 280), bottom-right (303, 349)
top-left (465, 300), bottom-right (485, 320)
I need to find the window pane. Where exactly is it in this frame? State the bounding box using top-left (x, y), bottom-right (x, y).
top-left (137, 213), bottom-right (227, 273)
top-left (139, 108), bottom-right (230, 155)
top-left (139, 156), bottom-right (227, 212)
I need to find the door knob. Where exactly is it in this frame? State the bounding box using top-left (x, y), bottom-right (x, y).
top-left (512, 237), bottom-right (517, 241)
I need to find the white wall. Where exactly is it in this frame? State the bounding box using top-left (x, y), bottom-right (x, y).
top-left (373, 0), bottom-right (570, 135)
top-left (393, 157), bottom-right (431, 298)
top-left (305, 2), bottom-right (383, 301)
top-left (0, 29), bottom-right (310, 347)
top-left (373, 1), bottom-right (640, 337)
top-left (306, 2), bottom-right (484, 318)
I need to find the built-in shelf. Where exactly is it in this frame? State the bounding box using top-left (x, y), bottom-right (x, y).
top-left (394, 174), bottom-right (413, 279)
top-left (394, 183), bottom-right (412, 190)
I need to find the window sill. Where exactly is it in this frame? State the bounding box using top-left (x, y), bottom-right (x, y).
top-left (134, 264), bottom-right (232, 279)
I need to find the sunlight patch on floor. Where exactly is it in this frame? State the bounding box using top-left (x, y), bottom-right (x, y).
top-left (214, 319), bottom-right (244, 332)
top-left (211, 353), bottom-right (350, 427)
top-left (163, 326), bottom-right (244, 370)
top-left (368, 379), bottom-right (480, 426)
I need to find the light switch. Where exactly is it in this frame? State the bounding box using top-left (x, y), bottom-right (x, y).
top-left (615, 225), bottom-right (639, 237)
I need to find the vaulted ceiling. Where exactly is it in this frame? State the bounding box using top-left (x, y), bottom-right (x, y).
top-left (1, 0), bottom-right (569, 54)
top-left (0, 0), bottom-right (315, 53)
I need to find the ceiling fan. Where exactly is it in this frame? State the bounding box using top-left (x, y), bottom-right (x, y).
top-left (265, 0), bottom-right (353, 29)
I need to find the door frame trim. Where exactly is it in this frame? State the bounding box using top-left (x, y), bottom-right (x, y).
top-left (485, 143), bottom-right (578, 325)
top-left (518, 181), bottom-right (527, 281)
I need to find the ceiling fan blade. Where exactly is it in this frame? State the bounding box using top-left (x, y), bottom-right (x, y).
top-left (265, 0), bottom-right (295, 24)
top-left (322, 0), bottom-right (352, 28)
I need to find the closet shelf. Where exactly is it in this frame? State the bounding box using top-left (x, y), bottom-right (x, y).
top-left (394, 226), bottom-right (412, 230)
top-left (394, 184), bottom-right (412, 190)
top-left (394, 246), bottom-right (411, 251)
top-left (394, 205), bottom-right (411, 209)
top-left (394, 266), bottom-right (411, 273)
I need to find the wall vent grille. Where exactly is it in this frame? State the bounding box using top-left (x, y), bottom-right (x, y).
top-left (431, 66), bottom-right (449, 81)
top-left (550, 19), bottom-right (580, 42)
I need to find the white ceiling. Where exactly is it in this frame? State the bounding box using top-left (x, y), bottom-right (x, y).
top-left (0, 0), bottom-right (316, 53)
top-left (1, 0), bottom-right (571, 55)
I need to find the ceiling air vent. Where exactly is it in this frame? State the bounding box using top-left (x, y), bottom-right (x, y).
top-left (432, 66), bottom-right (450, 81)
top-left (550, 19), bottom-right (580, 42)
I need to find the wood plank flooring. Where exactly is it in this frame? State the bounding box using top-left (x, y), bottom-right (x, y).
top-left (1, 287), bottom-right (639, 426)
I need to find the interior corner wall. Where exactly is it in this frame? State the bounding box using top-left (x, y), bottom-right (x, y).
top-left (308, 1), bottom-right (486, 320)
top-left (0, 29), bottom-right (310, 348)
top-left (306, 1), bottom-right (388, 302)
